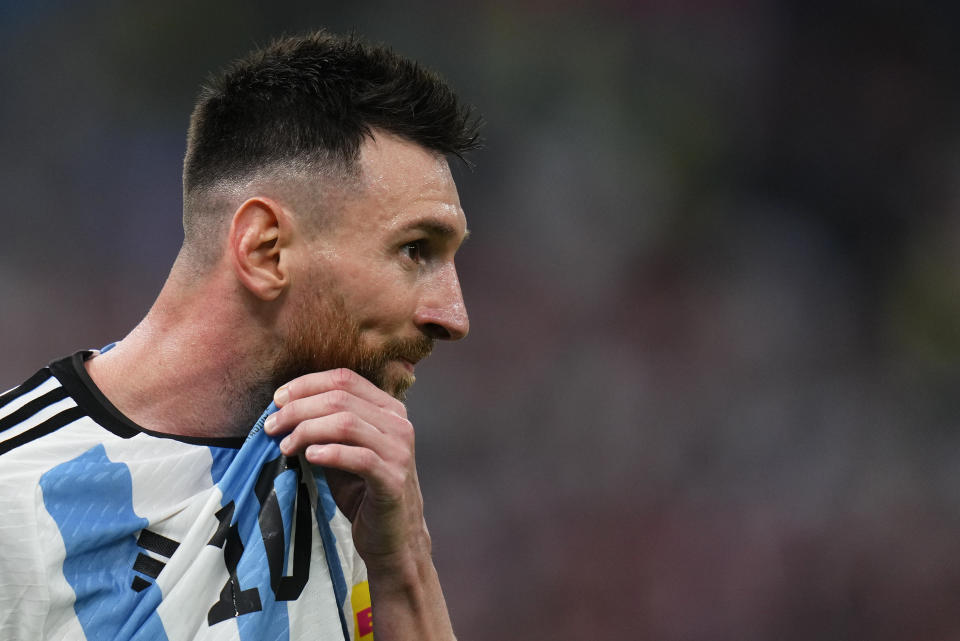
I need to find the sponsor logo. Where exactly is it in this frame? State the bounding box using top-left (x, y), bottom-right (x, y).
top-left (351, 581), bottom-right (373, 639)
top-left (131, 529), bottom-right (180, 592)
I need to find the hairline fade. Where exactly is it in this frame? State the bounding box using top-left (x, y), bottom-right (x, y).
top-left (180, 29), bottom-right (482, 258)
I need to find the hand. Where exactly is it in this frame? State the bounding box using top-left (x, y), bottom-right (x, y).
top-left (263, 368), bottom-right (430, 569)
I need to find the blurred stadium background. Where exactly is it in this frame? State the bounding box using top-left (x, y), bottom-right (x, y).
top-left (3, 1), bottom-right (960, 639)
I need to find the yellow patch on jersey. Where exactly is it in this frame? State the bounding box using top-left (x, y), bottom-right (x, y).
top-left (351, 581), bottom-right (374, 640)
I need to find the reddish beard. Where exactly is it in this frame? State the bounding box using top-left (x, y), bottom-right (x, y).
top-left (276, 294), bottom-right (433, 401)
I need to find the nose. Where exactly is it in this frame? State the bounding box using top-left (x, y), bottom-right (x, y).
top-left (414, 265), bottom-right (470, 341)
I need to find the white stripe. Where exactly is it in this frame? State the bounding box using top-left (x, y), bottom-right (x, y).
top-left (2, 418), bottom-right (132, 641)
top-left (103, 434), bottom-right (218, 523)
top-left (0, 376), bottom-right (60, 420)
top-left (288, 485), bottom-right (349, 640)
top-left (0, 396), bottom-right (79, 447)
top-left (35, 488), bottom-right (87, 641)
top-left (100, 436), bottom-right (235, 641)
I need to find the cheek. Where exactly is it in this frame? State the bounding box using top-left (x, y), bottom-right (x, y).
top-left (354, 294), bottom-right (414, 333)
top-left (318, 248), bottom-right (418, 328)
top-left (335, 271), bottom-right (414, 331)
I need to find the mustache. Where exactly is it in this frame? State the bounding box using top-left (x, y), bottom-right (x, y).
top-left (350, 334), bottom-right (435, 400)
top-left (377, 334), bottom-right (435, 364)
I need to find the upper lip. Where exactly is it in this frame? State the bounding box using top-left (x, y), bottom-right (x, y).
top-left (400, 341), bottom-right (433, 366)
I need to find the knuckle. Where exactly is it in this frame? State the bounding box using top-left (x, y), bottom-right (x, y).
top-left (383, 436), bottom-right (413, 467)
top-left (326, 389), bottom-right (352, 411)
top-left (287, 401), bottom-right (310, 426)
top-left (388, 467), bottom-right (409, 491)
top-left (391, 399), bottom-right (408, 419)
top-left (396, 448), bottom-right (414, 470)
top-left (331, 368), bottom-right (357, 388)
top-left (396, 417), bottom-right (415, 441)
top-left (332, 412), bottom-right (357, 437)
top-left (357, 448), bottom-right (379, 471)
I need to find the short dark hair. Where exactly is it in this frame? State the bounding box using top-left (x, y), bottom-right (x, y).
top-left (181, 30), bottom-right (481, 246)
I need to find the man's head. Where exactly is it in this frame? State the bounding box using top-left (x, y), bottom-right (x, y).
top-left (175, 31), bottom-right (479, 403)
top-left (181, 30), bottom-right (481, 267)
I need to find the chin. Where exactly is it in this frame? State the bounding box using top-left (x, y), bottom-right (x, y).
top-left (385, 371), bottom-right (416, 401)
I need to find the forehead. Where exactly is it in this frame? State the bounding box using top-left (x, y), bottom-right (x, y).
top-left (351, 131), bottom-right (466, 234)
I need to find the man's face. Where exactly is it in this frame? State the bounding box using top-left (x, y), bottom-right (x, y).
top-left (276, 131), bottom-right (470, 399)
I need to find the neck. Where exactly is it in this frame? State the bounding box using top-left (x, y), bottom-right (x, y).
top-left (85, 261), bottom-right (281, 439)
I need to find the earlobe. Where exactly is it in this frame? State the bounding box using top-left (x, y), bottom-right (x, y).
top-left (228, 197), bottom-right (289, 300)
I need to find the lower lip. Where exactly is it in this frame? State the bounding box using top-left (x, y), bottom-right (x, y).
top-left (398, 359), bottom-right (415, 373)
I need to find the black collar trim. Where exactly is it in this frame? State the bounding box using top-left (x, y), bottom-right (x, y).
top-left (48, 351), bottom-right (245, 449)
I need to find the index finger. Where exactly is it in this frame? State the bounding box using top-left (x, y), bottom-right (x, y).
top-left (274, 368), bottom-right (407, 417)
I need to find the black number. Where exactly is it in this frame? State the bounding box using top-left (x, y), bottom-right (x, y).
top-left (207, 455), bottom-right (313, 626)
top-left (207, 502), bottom-right (263, 625)
top-left (254, 455), bottom-right (312, 601)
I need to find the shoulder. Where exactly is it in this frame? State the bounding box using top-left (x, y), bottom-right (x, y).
top-left (0, 356), bottom-right (88, 460)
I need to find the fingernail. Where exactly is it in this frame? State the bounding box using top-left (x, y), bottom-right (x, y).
top-left (306, 445), bottom-right (326, 459)
top-left (274, 386), bottom-right (289, 407)
top-left (264, 414), bottom-right (276, 434)
top-left (280, 436), bottom-right (292, 453)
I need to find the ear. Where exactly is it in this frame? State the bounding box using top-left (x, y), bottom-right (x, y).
top-left (228, 197), bottom-right (290, 300)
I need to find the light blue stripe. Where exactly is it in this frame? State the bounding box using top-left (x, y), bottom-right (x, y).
top-left (207, 401), bottom-right (351, 640)
top-left (214, 403), bottom-right (291, 641)
top-left (235, 466), bottom-right (298, 641)
top-left (207, 445), bottom-right (236, 484)
top-left (40, 444), bottom-right (169, 641)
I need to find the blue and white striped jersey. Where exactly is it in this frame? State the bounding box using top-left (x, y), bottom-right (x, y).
top-left (0, 351), bottom-right (374, 641)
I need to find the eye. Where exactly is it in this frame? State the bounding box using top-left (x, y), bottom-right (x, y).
top-left (401, 240), bottom-right (425, 263)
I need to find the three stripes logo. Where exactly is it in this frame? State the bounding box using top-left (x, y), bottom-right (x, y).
top-left (131, 529), bottom-right (180, 592)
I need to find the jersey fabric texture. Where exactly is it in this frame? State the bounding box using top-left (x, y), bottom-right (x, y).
top-left (0, 350), bottom-right (375, 641)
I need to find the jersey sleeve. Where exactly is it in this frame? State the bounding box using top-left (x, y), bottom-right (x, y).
top-left (0, 474), bottom-right (51, 640)
top-left (344, 550), bottom-right (373, 641)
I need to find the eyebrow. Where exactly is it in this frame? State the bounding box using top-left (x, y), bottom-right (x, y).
top-left (400, 220), bottom-right (470, 244)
